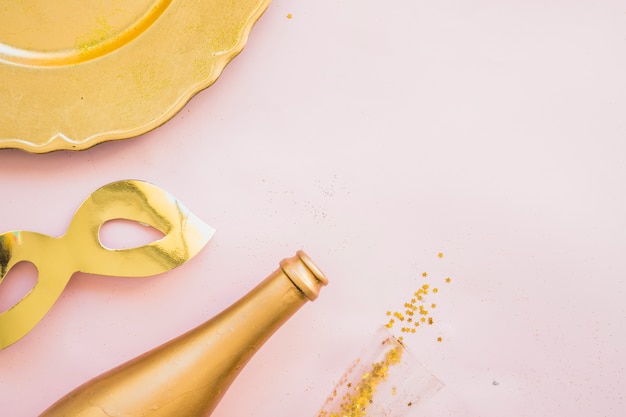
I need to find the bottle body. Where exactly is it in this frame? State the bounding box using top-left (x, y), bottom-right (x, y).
top-left (40, 251), bottom-right (328, 417)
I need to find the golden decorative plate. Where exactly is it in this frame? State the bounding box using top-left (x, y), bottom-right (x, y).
top-left (0, 0), bottom-right (270, 153)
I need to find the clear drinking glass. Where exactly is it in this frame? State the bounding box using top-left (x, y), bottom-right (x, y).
top-left (316, 326), bottom-right (443, 417)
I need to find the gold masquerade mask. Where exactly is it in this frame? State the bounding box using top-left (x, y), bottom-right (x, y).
top-left (0, 180), bottom-right (214, 350)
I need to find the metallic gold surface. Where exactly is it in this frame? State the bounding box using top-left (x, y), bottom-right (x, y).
top-left (39, 251), bottom-right (328, 417)
top-left (0, 0), bottom-right (271, 153)
top-left (0, 179), bottom-right (214, 350)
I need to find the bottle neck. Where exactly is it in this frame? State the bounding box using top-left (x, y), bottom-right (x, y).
top-left (195, 267), bottom-right (310, 358)
top-left (186, 251), bottom-right (328, 379)
top-left (144, 251), bottom-right (328, 414)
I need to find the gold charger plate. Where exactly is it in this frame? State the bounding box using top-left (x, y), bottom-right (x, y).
top-left (0, 0), bottom-right (270, 153)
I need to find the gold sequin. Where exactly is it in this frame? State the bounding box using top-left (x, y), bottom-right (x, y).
top-left (323, 346), bottom-right (404, 417)
top-left (326, 253), bottom-right (454, 416)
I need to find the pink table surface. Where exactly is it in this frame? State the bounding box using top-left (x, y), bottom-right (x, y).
top-left (1, 1), bottom-right (625, 416)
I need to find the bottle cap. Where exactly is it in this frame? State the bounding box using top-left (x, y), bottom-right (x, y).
top-left (280, 250), bottom-right (328, 301)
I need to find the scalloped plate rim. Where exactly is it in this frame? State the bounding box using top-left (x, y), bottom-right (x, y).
top-left (0, 0), bottom-right (271, 153)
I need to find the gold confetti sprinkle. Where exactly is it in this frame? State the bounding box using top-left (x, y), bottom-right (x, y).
top-left (322, 346), bottom-right (403, 417)
top-left (385, 257), bottom-right (449, 340)
top-left (287, 13), bottom-right (293, 19)
top-left (322, 253), bottom-right (454, 416)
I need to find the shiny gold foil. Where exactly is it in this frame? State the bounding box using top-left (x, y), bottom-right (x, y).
top-left (39, 251), bottom-right (328, 417)
top-left (0, 0), bottom-right (271, 153)
top-left (0, 179), bottom-right (214, 349)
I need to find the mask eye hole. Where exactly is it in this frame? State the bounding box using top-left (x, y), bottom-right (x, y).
top-left (0, 261), bottom-right (39, 314)
top-left (99, 219), bottom-right (166, 250)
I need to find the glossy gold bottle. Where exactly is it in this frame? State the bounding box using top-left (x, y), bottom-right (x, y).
top-left (40, 251), bottom-right (328, 417)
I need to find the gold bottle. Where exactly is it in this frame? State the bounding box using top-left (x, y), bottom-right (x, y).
top-left (39, 251), bottom-right (328, 417)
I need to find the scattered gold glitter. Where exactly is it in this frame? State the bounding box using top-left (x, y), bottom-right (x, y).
top-left (319, 254), bottom-right (454, 416)
top-left (385, 258), bottom-right (450, 340)
top-left (287, 13), bottom-right (293, 19)
top-left (321, 345), bottom-right (403, 417)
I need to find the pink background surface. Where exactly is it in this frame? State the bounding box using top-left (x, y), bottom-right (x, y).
top-left (1, 1), bottom-right (625, 416)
